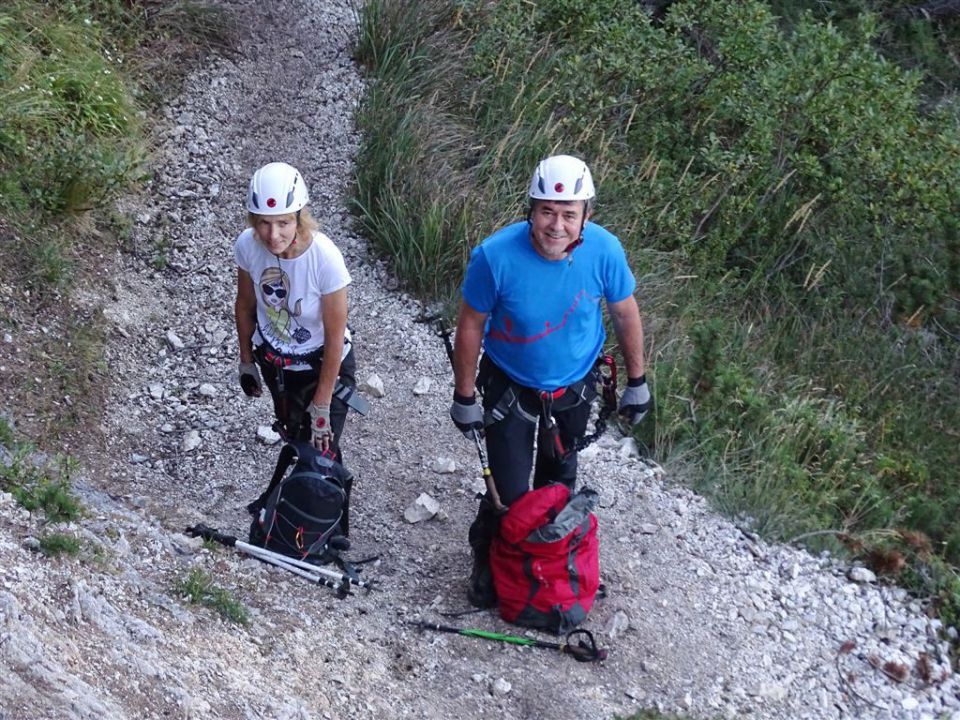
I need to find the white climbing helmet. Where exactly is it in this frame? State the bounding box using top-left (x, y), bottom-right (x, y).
top-left (246, 162), bottom-right (309, 215)
top-left (528, 154), bottom-right (596, 203)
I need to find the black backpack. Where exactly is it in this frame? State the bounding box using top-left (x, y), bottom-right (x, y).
top-left (248, 441), bottom-right (353, 564)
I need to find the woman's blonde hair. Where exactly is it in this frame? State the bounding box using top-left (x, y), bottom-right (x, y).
top-left (247, 206), bottom-right (319, 241)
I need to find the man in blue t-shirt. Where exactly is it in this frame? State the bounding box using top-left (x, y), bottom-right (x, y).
top-left (449, 154), bottom-right (651, 608)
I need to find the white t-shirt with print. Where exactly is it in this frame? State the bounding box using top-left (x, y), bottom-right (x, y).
top-left (234, 228), bottom-right (352, 366)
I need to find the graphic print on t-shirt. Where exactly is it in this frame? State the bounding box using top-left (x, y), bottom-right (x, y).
top-left (258, 266), bottom-right (311, 345)
top-left (487, 289), bottom-right (588, 345)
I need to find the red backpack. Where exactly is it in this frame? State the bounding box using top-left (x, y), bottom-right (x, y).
top-left (490, 484), bottom-right (600, 635)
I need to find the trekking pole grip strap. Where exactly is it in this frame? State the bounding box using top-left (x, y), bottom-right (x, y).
top-left (564, 629), bottom-right (607, 662)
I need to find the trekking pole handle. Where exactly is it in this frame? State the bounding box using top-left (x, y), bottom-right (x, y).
top-left (472, 429), bottom-right (506, 514)
top-left (185, 524), bottom-right (237, 547)
top-left (437, 322), bottom-right (455, 366)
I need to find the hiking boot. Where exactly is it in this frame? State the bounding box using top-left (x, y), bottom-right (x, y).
top-left (466, 561), bottom-right (497, 609)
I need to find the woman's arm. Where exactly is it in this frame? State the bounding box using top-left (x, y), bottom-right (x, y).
top-left (313, 286), bottom-right (348, 406)
top-left (235, 268), bottom-right (258, 364)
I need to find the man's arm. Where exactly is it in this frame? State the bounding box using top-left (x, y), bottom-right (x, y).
top-left (453, 300), bottom-right (488, 397)
top-left (608, 294), bottom-right (645, 378)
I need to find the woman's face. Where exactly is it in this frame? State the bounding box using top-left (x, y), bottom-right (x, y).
top-left (253, 214), bottom-right (299, 257)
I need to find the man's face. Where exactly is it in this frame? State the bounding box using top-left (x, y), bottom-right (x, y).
top-left (529, 200), bottom-right (589, 260)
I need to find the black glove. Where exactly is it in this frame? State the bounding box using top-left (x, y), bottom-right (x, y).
top-left (239, 361), bottom-right (262, 397)
top-left (450, 392), bottom-right (484, 438)
top-left (618, 375), bottom-right (651, 425)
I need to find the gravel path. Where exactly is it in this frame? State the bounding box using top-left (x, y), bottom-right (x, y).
top-left (1, 1), bottom-right (957, 718)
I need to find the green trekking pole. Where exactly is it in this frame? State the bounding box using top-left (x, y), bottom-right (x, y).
top-left (410, 620), bottom-right (608, 663)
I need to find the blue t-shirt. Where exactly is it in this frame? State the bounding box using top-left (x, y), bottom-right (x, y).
top-left (462, 220), bottom-right (635, 390)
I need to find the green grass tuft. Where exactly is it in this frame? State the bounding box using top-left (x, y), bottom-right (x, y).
top-left (175, 567), bottom-right (250, 626)
top-left (0, 430), bottom-right (83, 522)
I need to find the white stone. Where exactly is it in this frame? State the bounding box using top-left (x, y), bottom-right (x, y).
top-left (605, 611), bottom-right (630, 639)
top-left (166, 330), bottom-right (185, 350)
top-left (618, 437), bottom-right (640, 458)
top-left (361, 374), bottom-right (386, 398)
top-left (578, 443), bottom-right (600, 459)
top-left (847, 566), bottom-right (877, 584)
top-left (491, 678), bottom-right (511, 696)
top-left (901, 697), bottom-right (920, 711)
top-left (256, 425), bottom-right (281, 445)
top-left (181, 430), bottom-right (201, 453)
top-left (430, 457), bottom-right (456, 474)
top-left (412, 377), bottom-right (432, 395)
top-left (198, 383), bottom-right (217, 397)
top-left (403, 493), bottom-right (440, 523)
top-left (148, 383), bottom-right (165, 400)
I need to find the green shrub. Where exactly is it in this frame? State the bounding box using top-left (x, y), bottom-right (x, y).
top-left (38, 532), bottom-right (83, 557)
top-left (0, 3), bottom-right (142, 218)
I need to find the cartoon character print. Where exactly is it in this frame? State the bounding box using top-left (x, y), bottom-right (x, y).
top-left (258, 267), bottom-right (312, 345)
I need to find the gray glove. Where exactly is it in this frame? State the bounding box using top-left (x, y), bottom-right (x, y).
top-left (307, 402), bottom-right (333, 451)
top-left (450, 392), bottom-right (484, 438)
top-left (239, 361), bottom-right (262, 397)
top-left (618, 375), bottom-right (651, 425)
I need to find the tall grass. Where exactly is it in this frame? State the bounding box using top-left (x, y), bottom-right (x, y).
top-left (353, 0), bottom-right (960, 626)
top-left (0, 4), bottom-right (141, 219)
top-left (0, 0), bottom-right (232, 289)
top-left (0, 0), bottom-right (232, 450)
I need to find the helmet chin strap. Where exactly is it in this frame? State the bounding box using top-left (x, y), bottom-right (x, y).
top-left (563, 212), bottom-right (589, 254)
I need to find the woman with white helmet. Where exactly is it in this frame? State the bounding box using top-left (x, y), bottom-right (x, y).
top-left (449, 154), bottom-right (650, 608)
top-left (234, 161), bottom-right (358, 467)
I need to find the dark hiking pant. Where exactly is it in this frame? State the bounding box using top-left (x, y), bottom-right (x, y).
top-left (256, 347), bottom-right (357, 461)
top-left (477, 354), bottom-right (596, 505)
top-left (256, 347), bottom-right (358, 533)
top-left (467, 355), bottom-right (596, 566)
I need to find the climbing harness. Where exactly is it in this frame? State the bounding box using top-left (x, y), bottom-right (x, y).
top-left (254, 331), bottom-right (368, 441)
top-left (487, 353), bottom-right (618, 461)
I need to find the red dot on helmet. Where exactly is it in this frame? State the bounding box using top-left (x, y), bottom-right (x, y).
top-left (316, 418), bottom-right (326, 427)
top-left (554, 182), bottom-right (564, 193)
top-left (267, 198), bottom-right (277, 208)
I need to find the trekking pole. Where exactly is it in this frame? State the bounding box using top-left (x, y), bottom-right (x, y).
top-left (236, 542), bottom-right (368, 595)
top-left (410, 620), bottom-right (607, 663)
top-left (246, 546), bottom-right (355, 596)
top-left (185, 524), bottom-right (376, 593)
top-left (433, 319), bottom-right (507, 514)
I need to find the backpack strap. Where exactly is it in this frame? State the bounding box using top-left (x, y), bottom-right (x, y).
top-left (246, 442), bottom-right (300, 516)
